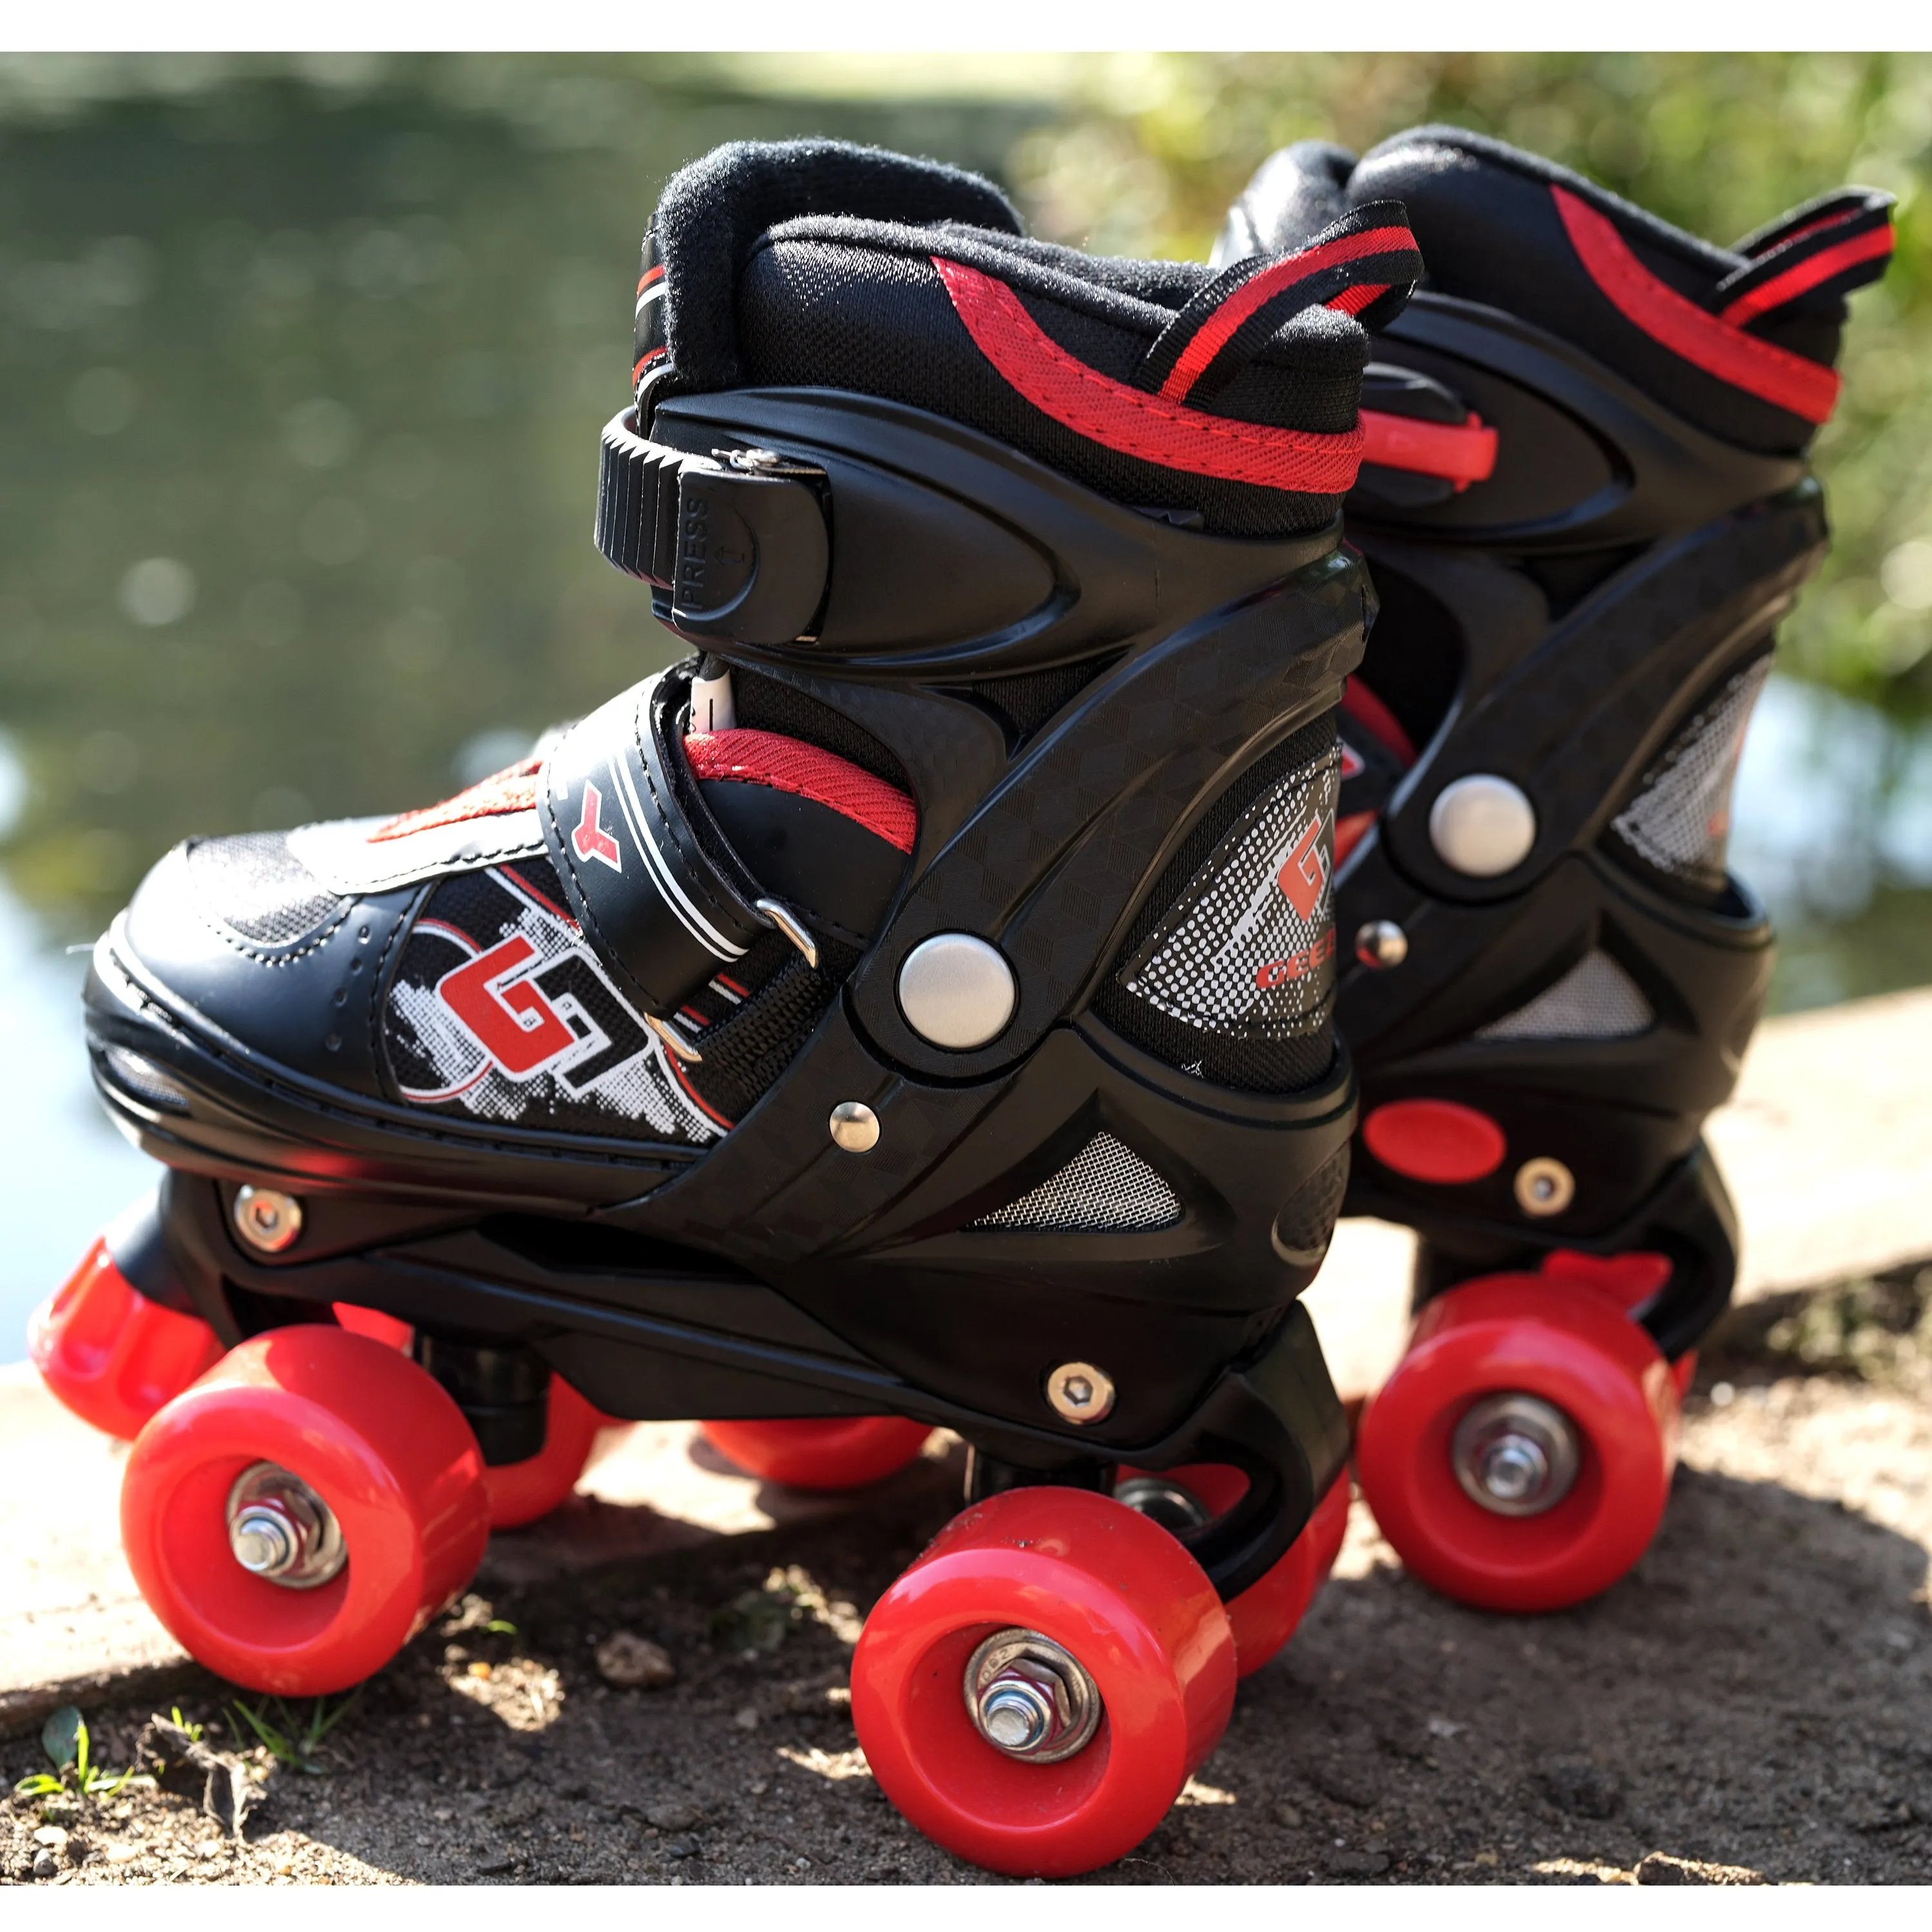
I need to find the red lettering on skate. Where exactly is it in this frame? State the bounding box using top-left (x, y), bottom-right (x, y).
top-left (438, 935), bottom-right (578, 1076)
top-left (571, 780), bottom-right (623, 872)
top-left (1254, 927), bottom-right (1337, 989)
top-left (1276, 813), bottom-right (1331, 920)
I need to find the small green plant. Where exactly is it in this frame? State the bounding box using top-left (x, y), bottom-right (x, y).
top-left (13, 1705), bottom-right (140, 1801)
top-left (227, 1689), bottom-right (363, 1776)
top-left (168, 1707), bottom-right (205, 1745)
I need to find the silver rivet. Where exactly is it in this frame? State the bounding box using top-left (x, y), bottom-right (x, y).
top-left (233, 1186), bottom-right (303, 1253)
top-left (1045, 1360), bottom-right (1114, 1425)
top-left (964, 1629), bottom-right (1102, 1764)
top-left (828, 1101), bottom-right (880, 1153)
top-left (1428, 774), bottom-right (1537, 877)
top-left (225, 1462), bottom-right (346, 1587)
top-left (1514, 1157), bottom-right (1575, 1218)
top-left (1354, 919), bottom-right (1408, 969)
top-left (897, 933), bottom-right (1016, 1051)
top-left (1450, 1393), bottom-right (1580, 1517)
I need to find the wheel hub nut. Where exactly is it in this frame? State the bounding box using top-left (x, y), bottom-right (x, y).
top-left (225, 1462), bottom-right (346, 1588)
top-left (233, 1186), bottom-right (303, 1253)
top-left (965, 1629), bottom-right (1102, 1765)
top-left (1451, 1393), bottom-right (1580, 1517)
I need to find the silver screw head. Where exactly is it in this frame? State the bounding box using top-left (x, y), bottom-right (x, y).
top-left (1428, 774), bottom-right (1537, 877)
top-left (1045, 1360), bottom-right (1115, 1425)
top-left (965, 1630), bottom-right (1102, 1764)
top-left (225, 1462), bottom-right (346, 1588)
top-left (1514, 1156), bottom-right (1576, 1218)
top-left (233, 1186), bottom-right (303, 1253)
top-left (1354, 919), bottom-right (1409, 969)
top-left (1451, 1393), bottom-right (1580, 1517)
top-left (828, 1101), bottom-right (880, 1153)
top-left (896, 933), bottom-right (1017, 1051)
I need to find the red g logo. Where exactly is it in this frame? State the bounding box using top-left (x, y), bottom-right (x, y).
top-left (1276, 814), bottom-right (1330, 921)
top-left (438, 936), bottom-right (576, 1075)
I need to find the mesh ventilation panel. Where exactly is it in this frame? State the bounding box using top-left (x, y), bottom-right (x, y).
top-left (184, 832), bottom-right (345, 947)
top-left (1609, 655), bottom-right (1770, 896)
top-left (1476, 949), bottom-right (1654, 1041)
top-left (972, 1132), bottom-right (1183, 1231)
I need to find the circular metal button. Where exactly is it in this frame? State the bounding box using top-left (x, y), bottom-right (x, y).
top-left (1354, 919), bottom-right (1409, 969)
top-left (828, 1101), bottom-right (880, 1153)
top-left (233, 1186), bottom-right (303, 1254)
top-left (1514, 1156), bottom-right (1576, 1218)
top-left (1450, 1392), bottom-right (1580, 1517)
top-left (1428, 775), bottom-right (1537, 877)
top-left (896, 933), bottom-right (1017, 1051)
top-left (1045, 1360), bottom-right (1115, 1425)
top-left (963, 1629), bottom-right (1102, 1765)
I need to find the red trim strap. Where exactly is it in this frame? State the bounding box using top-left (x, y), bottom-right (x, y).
top-left (1359, 408), bottom-right (1498, 488)
top-left (1340, 677), bottom-right (1417, 768)
top-left (1551, 185), bottom-right (1840, 424)
top-left (1719, 224), bottom-right (1894, 327)
top-left (371, 759), bottom-right (542, 842)
top-left (933, 256), bottom-right (1364, 497)
top-left (685, 728), bottom-right (918, 855)
top-left (1157, 226), bottom-right (1417, 402)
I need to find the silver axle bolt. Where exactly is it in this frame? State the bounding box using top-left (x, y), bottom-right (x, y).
top-left (965, 1629), bottom-right (1102, 1765)
top-left (1450, 1393), bottom-right (1581, 1517)
top-left (225, 1462), bottom-right (346, 1589)
top-left (233, 1186), bottom-right (303, 1254)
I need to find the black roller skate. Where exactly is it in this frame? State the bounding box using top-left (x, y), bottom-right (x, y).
top-left (1213, 128), bottom-right (1893, 1611)
top-left (35, 139), bottom-right (1426, 1875)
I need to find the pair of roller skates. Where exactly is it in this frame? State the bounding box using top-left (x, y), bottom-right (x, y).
top-left (31, 129), bottom-right (1889, 1877)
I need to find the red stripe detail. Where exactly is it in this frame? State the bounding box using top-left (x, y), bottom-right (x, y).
top-left (500, 864), bottom-right (579, 930)
top-left (1360, 408), bottom-right (1499, 488)
top-left (1334, 810), bottom-right (1378, 867)
top-left (716, 974), bottom-right (749, 998)
top-left (1341, 677), bottom-right (1417, 768)
top-left (371, 759), bottom-right (542, 842)
top-left (933, 256), bottom-right (1364, 497)
top-left (667, 1048), bottom-right (734, 1131)
top-left (1326, 281), bottom-right (1388, 318)
top-left (1551, 185), bottom-right (1840, 424)
top-left (1158, 226), bottom-right (1416, 402)
top-left (637, 265), bottom-right (665, 294)
top-left (632, 345), bottom-right (667, 384)
top-left (684, 728), bottom-right (917, 855)
top-left (1718, 223), bottom-right (1893, 326)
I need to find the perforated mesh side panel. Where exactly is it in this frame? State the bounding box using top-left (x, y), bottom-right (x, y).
top-left (972, 1132), bottom-right (1183, 1231)
top-left (1609, 652), bottom-right (1770, 898)
top-left (184, 832), bottom-right (345, 948)
top-left (1475, 949), bottom-right (1654, 1041)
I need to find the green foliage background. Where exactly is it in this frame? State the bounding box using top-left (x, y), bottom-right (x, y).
top-left (0, 51), bottom-right (1926, 947)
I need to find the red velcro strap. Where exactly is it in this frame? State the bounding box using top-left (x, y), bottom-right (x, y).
top-left (685, 728), bottom-right (917, 855)
top-left (933, 255), bottom-right (1365, 496)
top-left (1719, 223), bottom-right (1894, 326)
top-left (371, 758), bottom-right (542, 842)
top-left (1359, 408), bottom-right (1499, 488)
top-left (1551, 185), bottom-right (1840, 425)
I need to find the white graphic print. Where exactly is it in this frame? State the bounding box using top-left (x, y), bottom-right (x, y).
top-left (1122, 746), bottom-right (1341, 1039)
top-left (387, 867), bottom-right (720, 1142)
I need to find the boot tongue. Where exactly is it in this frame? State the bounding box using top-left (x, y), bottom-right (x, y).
top-left (637, 139), bottom-right (1022, 395)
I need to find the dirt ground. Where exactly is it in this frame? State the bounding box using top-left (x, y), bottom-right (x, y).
top-left (5, 1267), bottom-right (1931, 1889)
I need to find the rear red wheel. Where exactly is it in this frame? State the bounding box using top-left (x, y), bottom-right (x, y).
top-left (1355, 1273), bottom-right (1680, 1612)
top-left (851, 1486), bottom-right (1236, 1878)
top-left (1113, 1464), bottom-right (1351, 1676)
top-left (121, 1326), bottom-right (490, 1694)
top-left (483, 1376), bottom-right (607, 1528)
top-left (30, 1236), bottom-right (222, 1441)
top-left (700, 1415), bottom-right (932, 1490)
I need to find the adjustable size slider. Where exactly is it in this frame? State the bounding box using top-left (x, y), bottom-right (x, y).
top-left (594, 410), bottom-right (830, 648)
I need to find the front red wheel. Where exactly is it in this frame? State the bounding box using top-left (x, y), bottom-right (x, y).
top-left (30, 1237), bottom-right (223, 1441)
top-left (851, 1486), bottom-right (1235, 1879)
top-left (1356, 1273), bottom-right (1680, 1612)
top-left (700, 1415), bottom-right (933, 1490)
top-left (121, 1327), bottom-right (490, 1694)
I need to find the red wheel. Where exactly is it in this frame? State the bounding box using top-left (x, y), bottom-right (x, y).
top-left (1113, 1464), bottom-right (1350, 1676)
top-left (30, 1236), bottom-right (222, 1441)
top-left (700, 1415), bottom-right (932, 1490)
top-left (851, 1486), bottom-right (1235, 1878)
top-left (121, 1326), bottom-right (489, 1694)
top-left (1355, 1273), bottom-right (1680, 1613)
top-left (331, 1303), bottom-right (413, 1352)
top-left (484, 1376), bottom-right (605, 1528)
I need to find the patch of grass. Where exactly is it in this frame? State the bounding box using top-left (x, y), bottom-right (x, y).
top-left (13, 1705), bottom-right (144, 1803)
top-left (227, 1689), bottom-right (364, 1776)
top-left (1703, 1264), bottom-right (1932, 1392)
